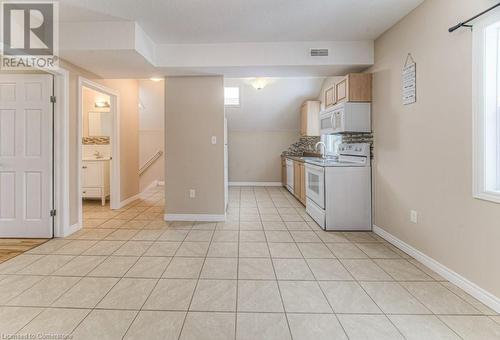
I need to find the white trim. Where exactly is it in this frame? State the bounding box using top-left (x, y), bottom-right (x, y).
top-left (472, 10), bottom-right (500, 204)
top-left (60, 223), bottom-right (82, 238)
top-left (373, 225), bottom-right (500, 313)
top-left (50, 68), bottom-right (71, 237)
top-left (142, 180), bottom-right (160, 192)
top-left (164, 214), bottom-right (226, 222)
top-left (77, 77), bottom-right (121, 227)
top-left (229, 181), bottom-right (282, 187)
top-left (25, 66), bottom-right (70, 237)
top-left (118, 193), bottom-right (141, 209)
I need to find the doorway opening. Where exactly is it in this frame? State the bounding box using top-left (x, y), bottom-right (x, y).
top-left (77, 78), bottom-right (120, 226)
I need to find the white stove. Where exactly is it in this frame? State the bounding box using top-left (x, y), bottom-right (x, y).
top-left (305, 143), bottom-right (372, 231)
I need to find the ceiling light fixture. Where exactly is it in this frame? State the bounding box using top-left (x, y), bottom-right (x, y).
top-left (251, 77), bottom-right (268, 90)
top-left (150, 77), bottom-right (163, 82)
top-left (94, 101), bottom-right (110, 108)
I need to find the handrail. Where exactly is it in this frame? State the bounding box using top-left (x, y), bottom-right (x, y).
top-left (139, 150), bottom-right (163, 175)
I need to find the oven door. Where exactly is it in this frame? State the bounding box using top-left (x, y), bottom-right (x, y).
top-left (305, 164), bottom-right (325, 209)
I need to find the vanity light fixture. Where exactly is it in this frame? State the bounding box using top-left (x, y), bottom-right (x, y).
top-left (251, 77), bottom-right (268, 90)
top-left (94, 101), bottom-right (110, 108)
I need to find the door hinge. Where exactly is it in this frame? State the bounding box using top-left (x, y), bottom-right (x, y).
top-left (50, 209), bottom-right (56, 217)
top-left (50, 96), bottom-right (56, 103)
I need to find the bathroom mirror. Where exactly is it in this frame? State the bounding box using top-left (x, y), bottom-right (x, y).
top-left (87, 111), bottom-right (112, 137)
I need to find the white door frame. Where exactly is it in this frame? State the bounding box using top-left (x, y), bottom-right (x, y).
top-left (35, 67), bottom-right (70, 238)
top-left (77, 77), bottom-right (120, 226)
top-left (14, 66), bottom-right (71, 238)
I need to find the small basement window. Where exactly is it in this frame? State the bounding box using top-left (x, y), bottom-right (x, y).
top-left (473, 12), bottom-right (500, 203)
top-left (224, 87), bottom-right (240, 107)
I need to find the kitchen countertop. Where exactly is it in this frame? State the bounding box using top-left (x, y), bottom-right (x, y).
top-left (283, 155), bottom-right (357, 167)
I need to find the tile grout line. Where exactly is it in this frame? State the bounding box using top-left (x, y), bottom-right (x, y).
top-left (120, 219), bottom-right (184, 340)
top-left (263, 187), bottom-right (295, 340)
top-left (175, 220), bottom-right (217, 340)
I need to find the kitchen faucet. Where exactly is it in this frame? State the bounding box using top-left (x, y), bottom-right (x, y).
top-left (315, 142), bottom-right (327, 159)
top-left (93, 150), bottom-right (103, 159)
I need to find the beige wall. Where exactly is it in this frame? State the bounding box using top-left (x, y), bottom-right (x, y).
top-left (60, 60), bottom-right (140, 225)
top-left (228, 131), bottom-right (298, 183)
top-left (139, 80), bottom-right (165, 191)
top-left (97, 79), bottom-right (140, 203)
top-left (371, 0), bottom-right (500, 298)
top-left (165, 76), bottom-right (225, 216)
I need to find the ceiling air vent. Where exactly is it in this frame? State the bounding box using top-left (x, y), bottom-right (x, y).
top-left (310, 48), bottom-right (329, 57)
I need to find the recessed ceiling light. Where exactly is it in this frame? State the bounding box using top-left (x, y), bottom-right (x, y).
top-left (251, 77), bottom-right (268, 90)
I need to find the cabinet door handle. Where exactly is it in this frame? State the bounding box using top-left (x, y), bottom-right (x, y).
top-left (82, 166), bottom-right (87, 169)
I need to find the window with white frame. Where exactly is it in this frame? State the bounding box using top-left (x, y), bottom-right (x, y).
top-left (473, 13), bottom-right (500, 203)
top-left (224, 87), bottom-right (240, 107)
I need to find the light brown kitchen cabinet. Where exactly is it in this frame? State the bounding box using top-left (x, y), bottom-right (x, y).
top-left (324, 87), bottom-right (335, 108)
top-left (335, 73), bottom-right (372, 103)
top-left (292, 160), bottom-right (306, 206)
top-left (281, 157), bottom-right (287, 187)
top-left (293, 161), bottom-right (301, 200)
top-left (300, 100), bottom-right (321, 136)
top-left (299, 163), bottom-right (306, 205)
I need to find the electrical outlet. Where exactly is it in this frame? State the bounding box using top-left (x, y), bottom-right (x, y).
top-left (189, 189), bottom-right (196, 198)
top-left (410, 210), bottom-right (418, 224)
top-left (211, 136), bottom-right (217, 144)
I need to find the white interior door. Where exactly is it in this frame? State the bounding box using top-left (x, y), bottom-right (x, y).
top-left (0, 74), bottom-right (53, 238)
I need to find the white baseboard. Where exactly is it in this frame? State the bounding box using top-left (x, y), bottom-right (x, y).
top-left (142, 180), bottom-right (160, 192)
top-left (120, 180), bottom-right (165, 209)
top-left (164, 214), bottom-right (226, 222)
top-left (118, 193), bottom-right (141, 209)
top-left (59, 223), bottom-right (82, 238)
top-left (373, 225), bottom-right (500, 313)
top-left (229, 181), bottom-right (282, 187)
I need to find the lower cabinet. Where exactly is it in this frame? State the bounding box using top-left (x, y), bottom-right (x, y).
top-left (281, 157), bottom-right (287, 187)
top-left (293, 161), bottom-right (306, 206)
top-left (82, 160), bottom-right (110, 206)
top-left (299, 163), bottom-right (306, 204)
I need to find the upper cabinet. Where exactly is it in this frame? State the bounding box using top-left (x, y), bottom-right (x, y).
top-left (324, 87), bottom-right (335, 108)
top-left (300, 100), bottom-right (321, 136)
top-left (324, 73), bottom-right (372, 109)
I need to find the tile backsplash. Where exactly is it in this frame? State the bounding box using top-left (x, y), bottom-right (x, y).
top-left (282, 136), bottom-right (321, 156)
top-left (282, 133), bottom-right (374, 157)
top-left (82, 136), bottom-right (110, 145)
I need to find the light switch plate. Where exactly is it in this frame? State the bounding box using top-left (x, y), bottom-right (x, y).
top-left (211, 136), bottom-right (217, 144)
top-left (189, 189), bottom-right (196, 198)
top-left (410, 210), bottom-right (418, 224)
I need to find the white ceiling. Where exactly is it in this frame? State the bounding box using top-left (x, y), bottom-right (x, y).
top-left (54, 0), bottom-right (423, 77)
top-left (58, 0), bottom-right (423, 44)
top-left (225, 77), bottom-right (325, 131)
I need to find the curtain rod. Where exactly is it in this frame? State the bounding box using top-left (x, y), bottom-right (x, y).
top-left (448, 2), bottom-right (500, 32)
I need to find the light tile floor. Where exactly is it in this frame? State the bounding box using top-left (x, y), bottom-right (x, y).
top-left (0, 186), bottom-right (499, 339)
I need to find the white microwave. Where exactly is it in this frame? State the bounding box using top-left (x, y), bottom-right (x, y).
top-left (319, 102), bottom-right (371, 134)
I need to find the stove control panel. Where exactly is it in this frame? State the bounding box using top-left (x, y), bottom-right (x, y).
top-left (338, 143), bottom-right (371, 157)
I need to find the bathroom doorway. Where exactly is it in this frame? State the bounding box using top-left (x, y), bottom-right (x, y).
top-left (77, 78), bottom-right (120, 226)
